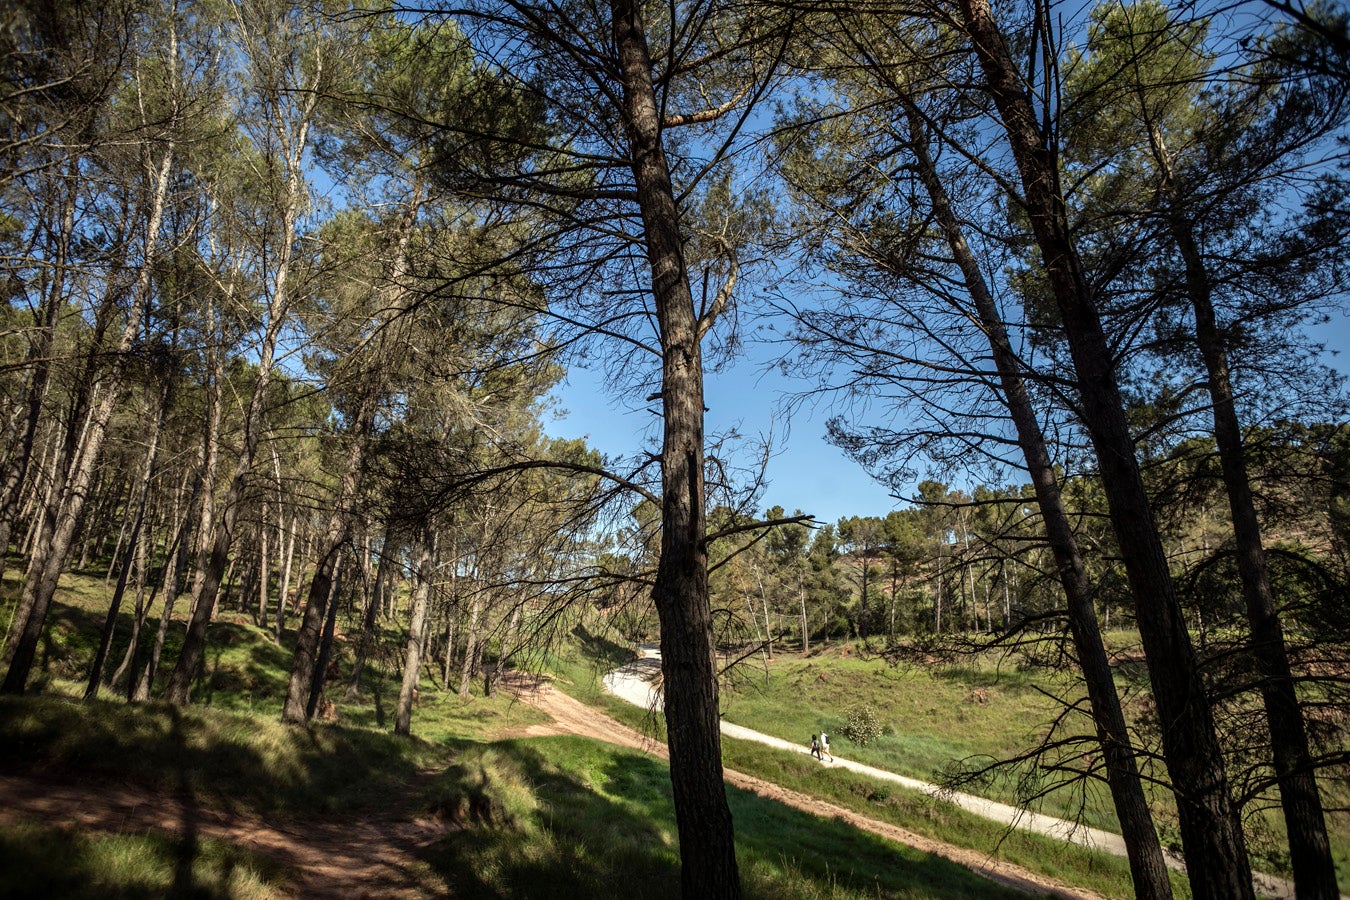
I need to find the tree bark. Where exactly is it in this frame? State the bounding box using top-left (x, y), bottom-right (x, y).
top-left (275, 512), bottom-right (296, 643)
top-left (798, 576), bottom-right (809, 654)
top-left (902, 99), bottom-right (1172, 898)
top-left (305, 562), bottom-right (344, 721)
top-left (395, 525), bottom-right (436, 736)
top-left (281, 386), bottom-right (375, 723)
top-left (613, 1), bottom-right (739, 895)
top-left (165, 52), bottom-right (318, 705)
top-left (458, 585), bottom-right (483, 699)
top-left (132, 461), bottom-right (202, 702)
top-left (283, 530), bottom-right (346, 723)
top-left (257, 498), bottom-right (270, 628)
top-left (1158, 151), bottom-right (1337, 897)
top-left (348, 520), bottom-right (393, 699)
top-left (0, 157), bottom-right (80, 593)
top-left (954, 1), bottom-right (1253, 894)
top-left (85, 382), bottom-right (169, 701)
top-left (3, 130), bottom-right (176, 694)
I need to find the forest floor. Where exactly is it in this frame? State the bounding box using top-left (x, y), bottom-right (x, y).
top-left (0, 765), bottom-right (454, 898)
top-left (0, 675), bottom-right (1105, 899)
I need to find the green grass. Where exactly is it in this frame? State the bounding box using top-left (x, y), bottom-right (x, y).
top-left (4, 684), bottom-right (1029, 899)
top-left (6, 570), bottom-right (1346, 898)
top-left (544, 639), bottom-right (1160, 897)
top-left (8, 567), bottom-right (550, 739)
top-left (552, 634), bottom-right (1350, 898)
top-left (714, 643), bottom-right (1350, 894)
top-left (719, 651), bottom-right (1127, 831)
top-left (419, 734), bottom-right (1029, 899)
top-left (0, 693), bottom-right (432, 815)
top-left (0, 576), bottom-right (1049, 898)
top-left (721, 734), bottom-right (1188, 900)
top-left (0, 818), bottom-right (291, 898)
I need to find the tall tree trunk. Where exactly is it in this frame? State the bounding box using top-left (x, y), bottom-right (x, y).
top-left (755, 570), bottom-right (773, 659)
top-left (3, 130), bottom-right (177, 694)
top-left (954, 2), bottom-right (1253, 894)
top-left (0, 158), bottom-right (81, 593)
top-left (902, 98), bottom-right (1172, 898)
top-left (1147, 125), bottom-right (1338, 898)
top-left (283, 531), bottom-right (345, 723)
top-left (14, 434), bottom-right (59, 563)
top-left (348, 520), bottom-right (393, 699)
top-left (275, 512), bottom-right (296, 643)
top-left (85, 381), bottom-right (169, 701)
top-left (111, 500), bottom-right (166, 690)
top-left (798, 575), bottom-right (809, 654)
top-left (165, 66), bottom-right (318, 706)
top-left (934, 551), bottom-right (943, 634)
top-left (613, 1), bottom-right (739, 895)
top-left (395, 525), bottom-right (436, 736)
top-left (458, 586), bottom-right (483, 699)
top-left (132, 463), bottom-right (203, 702)
top-left (5, 354), bottom-right (96, 665)
top-left (305, 561), bottom-right (344, 720)
top-left (498, 601), bottom-right (523, 679)
top-left (257, 498), bottom-right (269, 628)
top-left (745, 595), bottom-right (768, 672)
top-left (441, 530), bottom-right (459, 692)
top-left (281, 387), bottom-right (375, 723)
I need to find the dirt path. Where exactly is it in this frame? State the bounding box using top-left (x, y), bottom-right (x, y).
top-left (502, 674), bottom-right (1107, 900)
top-left (0, 772), bottom-right (451, 898)
top-left (1, 680), bottom-right (1103, 899)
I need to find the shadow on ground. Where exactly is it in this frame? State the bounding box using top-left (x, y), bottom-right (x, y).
top-left (417, 735), bottom-right (1024, 900)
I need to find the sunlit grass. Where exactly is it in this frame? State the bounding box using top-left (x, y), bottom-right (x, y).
top-left (422, 735), bottom-right (1029, 899)
top-left (545, 638), bottom-right (1154, 897)
top-left (5, 570), bottom-right (1346, 896)
top-left (0, 819), bottom-right (291, 899)
top-left (720, 643), bottom-right (1350, 894)
top-left (721, 733), bottom-right (1186, 900)
top-left (718, 649), bottom-right (1128, 832)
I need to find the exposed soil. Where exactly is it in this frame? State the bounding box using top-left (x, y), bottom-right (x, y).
top-left (0, 677), bottom-right (1105, 899)
top-left (500, 673), bottom-right (1107, 900)
top-left (0, 770), bottom-right (452, 898)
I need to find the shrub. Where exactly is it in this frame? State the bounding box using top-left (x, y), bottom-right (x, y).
top-left (839, 704), bottom-right (881, 746)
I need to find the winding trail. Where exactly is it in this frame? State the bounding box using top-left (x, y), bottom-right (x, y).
top-left (0, 651), bottom-right (1316, 898)
top-left (596, 646), bottom-right (1306, 900)
top-left (502, 671), bottom-right (1102, 899)
top-left (603, 648), bottom-right (1131, 855)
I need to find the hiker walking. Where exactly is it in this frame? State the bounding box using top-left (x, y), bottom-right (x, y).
top-left (820, 731), bottom-right (833, 762)
top-left (809, 734), bottom-right (821, 760)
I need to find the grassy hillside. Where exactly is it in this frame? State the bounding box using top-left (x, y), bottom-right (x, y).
top-left (710, 642), bottom-right (1350, 892)
top-left (0, 572), bottom-right (1035, 898)
top-left (720, 650), bottom-right (1122, 828)
top-left (547, 642), bottom-right (1179, 899)
top-left (6, 569), bottom-right (1342, 897)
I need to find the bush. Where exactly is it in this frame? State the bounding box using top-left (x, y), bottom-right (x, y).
top-left (839, 704), bottom-right (881, 746)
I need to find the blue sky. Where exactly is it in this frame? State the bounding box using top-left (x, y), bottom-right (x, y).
top-left (545, 353), bottom-right (892, 526)
top-left (545, 309), bottom-right (1350, 527)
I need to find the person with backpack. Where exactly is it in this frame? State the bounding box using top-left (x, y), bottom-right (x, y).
top-left (820, 732), bottom-right (833, 762)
